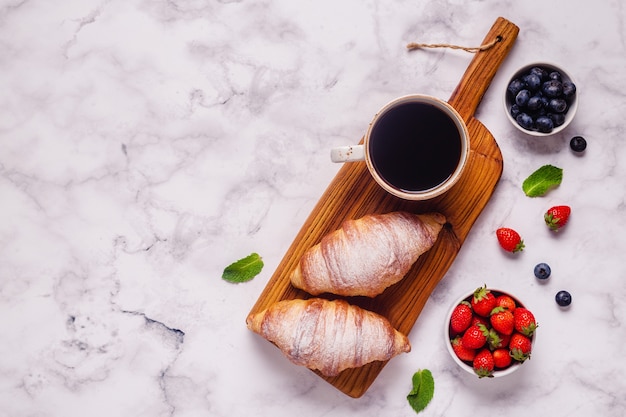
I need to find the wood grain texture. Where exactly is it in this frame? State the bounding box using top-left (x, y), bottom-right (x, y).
top-left (248, 17), bottom-right (519, 398)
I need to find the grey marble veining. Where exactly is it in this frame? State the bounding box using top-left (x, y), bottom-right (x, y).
top-left (1, 0), bottom-right (626, 416)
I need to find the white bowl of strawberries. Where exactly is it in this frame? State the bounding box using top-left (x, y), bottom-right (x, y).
top-left (445, 285), bottom-right (537, 378)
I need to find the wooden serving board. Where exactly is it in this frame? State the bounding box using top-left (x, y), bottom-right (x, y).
top-left (248, 17), bottom-right (519, 398)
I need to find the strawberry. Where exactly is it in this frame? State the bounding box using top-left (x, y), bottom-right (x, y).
top-left (509, 333), bottom-right (532, 362)
top-left (451, 336), bottom-right (476, 362)
top-left (495, 294), bottom-right (517, 311)
top-left (496, 227), bottom-right (525, 252)
top-left (545, 205), bottom-right (571, 231)
top-left (471, 314), bottom-right (489, 328)
top-left (471, 285), bottom-right (497, 317)
top-left (461, 323), bottom-right (490, 349)
top-left (490, 306), bottom-right (515, 335)
top-left (488, 328), bottom-right (511, 350)
top-left (513, 308), bottom-right (538, 336)
top-left (450, 301), bottom-right (473, 335)
top-left (473, 349), bottom-right (495, 378)
top-left (492, 348), bottom-right (512, 369)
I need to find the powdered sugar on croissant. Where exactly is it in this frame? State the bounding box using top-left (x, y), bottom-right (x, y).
top-left (246, 298), bottom-right (410, 377)
top-left (290, 211), bottom-right (446, 297)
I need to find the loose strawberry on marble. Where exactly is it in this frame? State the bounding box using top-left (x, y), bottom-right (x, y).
top-left (496, 227), bottom-right (525, 252)
top-left (545, 205), bottom-right (571, 231)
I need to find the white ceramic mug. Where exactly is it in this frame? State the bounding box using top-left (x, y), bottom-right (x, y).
top-left (331, 94), bottom-right (470, 200)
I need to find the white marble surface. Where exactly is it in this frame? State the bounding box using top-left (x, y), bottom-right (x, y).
top-left (1, 0), bottom-right (626, 416)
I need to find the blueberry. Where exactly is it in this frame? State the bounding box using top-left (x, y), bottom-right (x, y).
top-left (548, 98), bottom-right (567, 113)
top-left (562, 81), bottom-right (576, 99)
top-left (555, 290), bottom-right (572, 307)
top-left (516, 113), bottom-right (534, 130)
top-left (510, 103), bottom-right (521, 119)
top-left (530, 66), bottom-right (549, 81)
top-left (515, 89), bottom-right (531, 107)
top-left (534, 107), bottom-right (548, 118)
top-left (570, 135), bottom-right (587, 152)
top-left (508, 78), bottom-right (526, 97)
top-left (549, 112), bottom-right (566, 127)
top-left (549, 71), bottom-right (562, 81)
top-left (542, 80), bottom-right (563, 98)
top-left (524, 73), bottom-right (542, 92)
top-left (535, 116), bottom-right (554, 133)
top-left (527, 95), bottom-right (544, 111)
top-left (534, 263), bottom-right (551, 280)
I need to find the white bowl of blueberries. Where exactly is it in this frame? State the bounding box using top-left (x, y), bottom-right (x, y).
top-left (504, 62), bottom-right (578, 136)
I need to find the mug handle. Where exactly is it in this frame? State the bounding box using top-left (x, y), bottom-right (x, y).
top-left (330, 145), bottom-right (365, 163)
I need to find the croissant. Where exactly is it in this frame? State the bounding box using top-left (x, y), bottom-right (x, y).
top-left (246, 298), bottom-right (410, 376)
top-left (290, 211), bottom-right (446, 297)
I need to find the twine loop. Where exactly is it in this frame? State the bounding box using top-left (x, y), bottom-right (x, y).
top-left (406, 35), bottom-right (502, 53)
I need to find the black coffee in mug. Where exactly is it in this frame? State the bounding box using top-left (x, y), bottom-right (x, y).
top-left (330, 94), bottom-right (469, 201)
top-left (368, 101), bottom-right (463, 193)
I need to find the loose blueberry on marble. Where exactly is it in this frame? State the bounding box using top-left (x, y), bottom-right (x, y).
top-left (570, 136), bottom-right (587, 152)
top-left (534, 263), bottom-right (551, 280)
top-left (555, 290), bottom-right (572, 307)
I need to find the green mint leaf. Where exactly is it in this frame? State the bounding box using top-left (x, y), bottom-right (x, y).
top-left (522, 164), bottom-right (563, 197)
top-left (407, 369), bottom-right (434, 414)
top-left (222, 253), bottom-right (264, 283)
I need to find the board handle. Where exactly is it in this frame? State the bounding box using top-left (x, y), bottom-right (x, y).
top-left (448, 17), bottom-right (519, 122)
